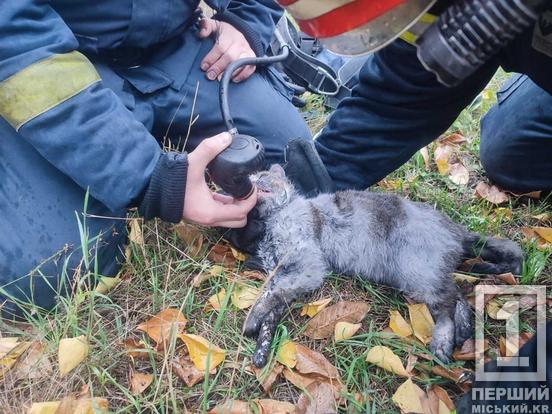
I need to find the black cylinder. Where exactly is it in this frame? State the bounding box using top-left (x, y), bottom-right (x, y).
top-left (417, 0), bottom-right (546, 86)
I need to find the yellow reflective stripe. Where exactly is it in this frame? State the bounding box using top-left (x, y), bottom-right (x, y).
top-left (419, 13), bottom-right (437, 24)
top-left (400, 31), bottom-right (418, 45)
top-left (399, 13), bottom-right (437, 45)
top-left (0, 51), bottom-right (100, 131)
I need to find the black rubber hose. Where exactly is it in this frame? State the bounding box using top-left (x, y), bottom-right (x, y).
top-left (220, 46), bottom-right (290, 134)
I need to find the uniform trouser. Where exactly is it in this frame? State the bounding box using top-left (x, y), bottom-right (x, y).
top-left (0, 34), bottom-right (310, 316)
top-left (315, 40), bottom-right (552, 193)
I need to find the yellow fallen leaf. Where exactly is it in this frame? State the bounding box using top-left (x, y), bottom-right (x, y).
top-left (534, 227), bottom-right (552, 243)
top-left (129, 219), bottom-right (144, 246)
top-left (434, 144), bottom-right (454, 175)
top-left (389, 310), bottom-right (413, 338)
top-left (58, 335), bottom-right (89, 377)
top-left (28, 401), bottom-right (61, 414)
top-left (334, 321), bottom-right (361, 342)
top-left (254, 399), bottom-right (295, 413)
top-left (231, 247), bottom-right (247, 262)
top-left (0, 337), bottom-right (21, 358)
top-left (276, 340), bottom-right (297, 369)
top-left (420, 146), bottom-right (430, 171)
top-left (94, 276), bottom-right (121, 294)
top-left (300, 298), bottom-right (332, 318)
top-left (453, 273), bottom-right (480, 283)
top-left (532, 213), bottom-right (550, 223)
top-left (365, 346), bottom-right (409, 377)
top-left (56, 396), bottom-right (109, 414)
top-left (137, 308), bottom-right (187, 347)
top-left (130, 371), bottom-right (153, 395)
top-left (0, 341), bottom-right (31, 380)
top-left (179, 334), bottom-right (226, 371)
top-left (304, 301), bottom-right (370, 339)
top-left (207, 289), bottom-right (227, 312)
top-left (408, 304), bottom-right (435, 345)
top-left (392, 378), bottom-right (425, 413)
top-left (231, 284), bottom-right (260, 310)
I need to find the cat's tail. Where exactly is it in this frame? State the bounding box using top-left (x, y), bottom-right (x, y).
top-left (462, 233), bottom-right (523, 274)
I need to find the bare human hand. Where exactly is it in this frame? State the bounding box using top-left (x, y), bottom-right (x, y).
top-left (198, 18), bottom-right (256, 83)
top-left (183, 132), bottom-right (257, 228)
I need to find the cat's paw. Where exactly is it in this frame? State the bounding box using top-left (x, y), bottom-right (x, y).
top-left (454, 299), bottom-right (473, 347)
top-left (430, 337), bottom-right (454, 364)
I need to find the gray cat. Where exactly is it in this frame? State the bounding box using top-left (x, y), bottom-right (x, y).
top-left (237, 165), bottom-right (523, 368)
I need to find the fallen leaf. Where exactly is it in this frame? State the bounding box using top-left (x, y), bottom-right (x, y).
top-left (405, 354), bottom-right (418, 374)
top-left (392, 378), bottom-right (425, 413)
top-left (366, 346), bottom-right (409, 377)
top-left (304, 301), bottom-right (370, 339)
top-left (492, 207), bottom-right (513, 222)
top-left (295, 344), bottom-right (340, 380)
top-left (496, 273), bottom-right (518, 285)
top-left (378, 178), bottom-right (402, 191)
top-left (452, 338), bottom-right (488, 361)
top-left (193, 265), bottom-right (224, 287)
top-left (520, 227), bottom-right (552, 248)
top-left (0, 341), bottom-right (31, 380)
top-left (173, 353), bottom-right (216, 387)
top-left (254, 399), bottom-right (295, 413)
top-left (408, 304), bottom-right (435, 345)
top-left (231, 247), bottom-right (247, 262)
top-left (137, 308), bottom-right (187, 348)
top-left (428, 384), bottom-right (455, 413)
top-left (174, 222), bottom-right (204, 256)
top-left (282, 368), bottom-right (318, 390)
top-left (55, 396), bottom-right (109, 414)
top-left (231, 284), bottom-right (260, 310)
top-left (296, 381), bottom-right (337, 414)
top-left (276, 340), bottom-right (297, 369)
top-left (534, 227), bottom-right (552, 243)
top-left (239, 270), bottom-right (266, 281)
top-left (453, 273), bottom-right (480, 283)
top-left (532, 213), bottom-right (550, 223)
top-left (179, 333), bottom-right (226, 371)
top-left (0, 337), bottom-right (20, 357)
top-left (475, 182), bottom-right (509, 205)
top-left (449, 162), bottom-right (469, 186)
top-left (28, 401), bottom-right (61, 414)
top-left (130, 371), bottom-right (153, 395)
top-left (508, 190), bottom-right (542, 199)
top-left (207, 289), bottom-right (228, 312)
top-left (334, 321), bottom-right (361, 342)
top-left (300, 298), bottom-right (332, 318)
top-left (9, 341), bottom-right (52, 381)
top-left (94, 276), bottom-right (121, 294)
top-left (58, 336), bottom-right (89, 377)
top-left (420, 147), bottom-right (431, 171)
top-left (129, 218), bottom-right (144, 246)
top-left (123, 338), bottom-right (150, 359)
top-left (389, 310), bottom-right (413, 338)
top-left (431, 365), bottom-right (473, 391)
top-left (252, 363), bottom-right (284, 393)
top-left (208, 243), bottom-right (238, 267)
top-left (439, 132), bottom-right (466, 145)
top-left (434, 144), bottom-right (454, 175)
top-left (208, 400), bottom-right (252, 414)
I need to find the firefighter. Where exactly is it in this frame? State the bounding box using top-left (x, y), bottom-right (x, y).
top-left (0, 0), bottom-right (310, 316)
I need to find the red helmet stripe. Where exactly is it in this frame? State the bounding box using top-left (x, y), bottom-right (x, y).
top-left (278, 0), bottom-right (299, 5)
top-left (296, 0), bottom-right (406, 38)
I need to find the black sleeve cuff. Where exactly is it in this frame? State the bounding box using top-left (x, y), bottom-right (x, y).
top-left (213, 11), bottom-right (265, 56)
top-left (138, 152), bottom-right (188, 223)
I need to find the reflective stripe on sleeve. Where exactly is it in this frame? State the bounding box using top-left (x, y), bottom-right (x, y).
top-left (400, 12), bottom-right (437, 45)
top-left (0, 51), bottom-right (100, 131)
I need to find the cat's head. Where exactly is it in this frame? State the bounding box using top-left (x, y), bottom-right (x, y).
top-left (251, 164), bottom-right (295, 214)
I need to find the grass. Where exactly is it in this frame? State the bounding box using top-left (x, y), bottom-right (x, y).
top-left (1, 69), bottom-right (551, 413)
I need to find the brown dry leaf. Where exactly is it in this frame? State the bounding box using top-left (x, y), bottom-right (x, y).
top-left (252, 363), bottom-right (284, 393)
top-left (452, 338), bottom-right (488, 361)
top-left (275, 340), bottom-right (297, 369)
top-left (178, 333), bottom-right (226, 371)
top-left (55, 395), bottom-right (109, 414)
top-left (174, 222), bottom-right (204, 256)
top-left (508, 190), bottom-right (542, 199)
top-left (405, 354), bottom-right (418, 375)
top-left (434, 144), bottom-right (454, 175)
top-left (520, 227), bottom-right (552, 248)
top-left (231, 247), bottom-right (247, 262)
top-left (232, 284), bottom-right (260, 310)
top-left (334, 321), bottom-right (361, 342)
top-left (420, 146), bottom-right (431, 171)
top-left (136, 308), bottom-right (187, 348)
top-left (0, 341), bottom-right (31, 380)
top-left (254, 399), bottom-right (296, 414)
top-left (389, 310), bottom-right (413, 338)
top-left (58, 335), bottom-right (89, 377)
top-left (440, 132), bottom-right (466, 145)
top-left (300, 298), bottom-right (332, 318)
top-left (496, 273), bottom-right (518, 285)
top-left (172, 354), bottom-right (215, 387)
top-left (304, 301), bottom-right (370, 339)
top-left (392, 378), bottom-right (425, 413)
top-left (208, 243), bottom-right (238, 267)
top-left (428, 385), bottom-right (455, 413)
top-left (282, 368), bottom-right (318, 390)
top-left (448, 162), bottom-right (469, 186)
top-left (239, 270), bottom-right (266, 281)
top-left (130, 371), bottom-right (153, 395)
top-left (206, 289), bottom-right (228, 312)
top-left (296, 381), bottom-right (337, 414)
top-left (431, 365), bottom-right (473, 391)
top-left (208, 400), bottom-right (252, 414)
top-left (475, 182), bottom-right (509, 205)
top-left (9, 341), bottom-right (52, 381)
top-left (453, 273), bottom-right (480, 284)
top-left (532, 213), bottom-right (550, 223)
top-left (28, 401), bottom-right (61, 414)
top-left (295, 344), bottom-right (340, 380)
top-left (128, 218), bottom-right (144, 246)
top-left (123, 338), bottom-right (150, 359)
top-left (365, 346), bottom-right (409, 377)
top-left (408, 304), bottom-right (435, 345)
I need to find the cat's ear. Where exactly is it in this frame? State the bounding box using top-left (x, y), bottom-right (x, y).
top-left (269, 164), bottom-right (286, 178)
